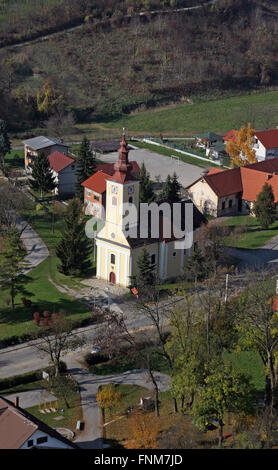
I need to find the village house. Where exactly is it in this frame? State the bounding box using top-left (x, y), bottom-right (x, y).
top-left (194, 132), bottom-right (223, 149)
top-left (187, 158), bottom-right (278, 217)
top-left (223, 129), bottom-right (239, 145)
top-left (252, 128), bottom-right (278, 161)
top-left (48, 151), bottom-right (78, 198)
top-left (94, 134), bottom-right (205, 287)
top-left (23, 136), bottom-right (69, 172)
top-left (82, 161), bottom-right (140, 219)
top-left (0, 396), bottom-right (79, 449)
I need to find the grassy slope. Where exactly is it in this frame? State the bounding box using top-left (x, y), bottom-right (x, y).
top-left (96, 90), bottom-right (278, 136)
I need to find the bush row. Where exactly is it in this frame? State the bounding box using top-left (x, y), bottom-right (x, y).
top-left (0, 361), bottom-right (67, 392)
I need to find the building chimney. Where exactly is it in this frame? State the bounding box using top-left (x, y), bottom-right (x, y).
top-left (14, 396), bottom-right (19, 408)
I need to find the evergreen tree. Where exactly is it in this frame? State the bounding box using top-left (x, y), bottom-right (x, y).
top-left (29, 151), bottom-right (57, 197)
top-left (138, 162), bottom-right (155, 203)
top-left (161, 173), bottom-right (181, 203)
top-left (56, 199), bottom-right (92, 275)
top-left (0, 120), bottom-right (11, 177)
top-left (75, 136), bottom-right (97, 200)
top-left (135, 248), bottom-right (156, 295)
top-left (253, 183), bottom-right (276, 229)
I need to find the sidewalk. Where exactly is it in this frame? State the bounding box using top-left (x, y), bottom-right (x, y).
top-left (16, 216), bottom-right (49, 273)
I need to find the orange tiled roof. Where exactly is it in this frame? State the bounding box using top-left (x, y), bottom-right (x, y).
top-left (256, 129), bottom-right (278, 149)
top-left (223, 129), bottom-right (239, 143)
top-left (81, 170), bottom-right (112, 194)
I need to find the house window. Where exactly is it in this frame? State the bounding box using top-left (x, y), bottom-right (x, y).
top-left (229, 200), bottom-right (233, 208)
top-left (71, 164), bottom-right (75, 170)
top-left (151, 254), bottom-right (156, 264)
top-left (87, 190), bottom-right (92, 198)
top-left (94, 194), bottom-right (100, 201)
top-left (222, 201), bottom-right (226, 210)
top-left (172, 251), bottom-right (177, 257)
top-left (27, 440), bottom-right (34, 448)
top-left (111, 254), bottom-right (115, 265)
top-left (36, 436), bottom-right (48, 445)
top-left (128, 196), bottom-right (133, 205)
top-left (112, 196), bottom-right (117, 206)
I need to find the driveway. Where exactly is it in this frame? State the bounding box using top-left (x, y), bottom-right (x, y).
top-left (97, 148), bottom-right (204, 188)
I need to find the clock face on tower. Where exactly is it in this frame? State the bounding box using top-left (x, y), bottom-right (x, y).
top-left (128, 185), bottom-right (134, 194)
top-left (111, 186), bottom-right (118, 194)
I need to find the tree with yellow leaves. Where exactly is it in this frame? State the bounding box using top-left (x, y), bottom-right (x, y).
top-left (124, 409), bottom-right (159, 449)
top-left (226, 123), bottom-right (257, 167)
top-left (37, 77), bottom-right (65, 117)
top-left (97, 384), bottom-right (122, 421)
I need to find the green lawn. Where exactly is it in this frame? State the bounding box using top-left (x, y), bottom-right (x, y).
top-left (5, 148), bottom-right (25, 170)
top-left (222, 215), bottom-right (278, 249)
top-left (225, 350), bottom-right (265, 395)
top-left (97, 90), bottom-right (278, 136)
top-left (0, 200), bottom-right (95, 342)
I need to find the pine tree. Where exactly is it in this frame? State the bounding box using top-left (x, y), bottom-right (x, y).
top-left (0, 120), bottom-right (11, 177)
top-left (138, 162), bottom-right (155, 203)
top-left (161, 173), bottom-right (181, 203)
top-left (75, 136), bottom-right (97, 200)
top-left (56, 199), bottom-right (92, 275)
top-left (29, 151), bottom-right (57, 197)
top-left (253, 183), bottom-right (276, 229)
top-left (135, 248), bottom-right (156, 294)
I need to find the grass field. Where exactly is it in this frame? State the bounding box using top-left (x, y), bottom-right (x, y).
top-left (0, 198), bottom-right (94, 342)
top-left (94, 90), bottom-right (278, 137)
top-left (222, 215), bottom-right (278, 249)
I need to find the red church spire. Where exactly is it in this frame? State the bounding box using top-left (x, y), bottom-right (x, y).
top-left (111, 130), bottom-right (137, 183)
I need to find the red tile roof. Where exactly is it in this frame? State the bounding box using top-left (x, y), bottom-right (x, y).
top-left (206, 168), bottom-right (225, 176)
top-left (255, 129), bottom-right (278, 149)
top-left (48, 151), bottom-right (75, 173)
top-left (223, 129), bottom-right (238, 143)
top-left (81, 170), bottom-right (112, 194)
top-left (240, 168), bottom-right (278, 202)
top-left (203, 167), bottom-right (242, 197)
top-left (190, 158), bottom-right (278, 203)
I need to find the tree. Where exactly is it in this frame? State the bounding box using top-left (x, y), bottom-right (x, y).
top-left (138, 162), bottom-right (155, 203)
top-left (235, 271), bottom-right (278, 411)
top-left (192, 361), bottom-right (255, 448)
top-left (0, 119), bottom-right (11, 176)
top-left (33, 311), bottom-right (85, 376)
top-left (125, 409), bottom-right (159, 449)
top-left (29, 151), bottom-right (57, 197)
top-left (160, 172), bottom-right (181, 203)
top-left (37, 77), bottom-right (65, 117)
top-left (226, 123), bottom-right (257, 167)
top-left (97, 384), bottom-right (122, 421)
top-left (75, 136), bottom-right (97, 200)
top-left (0, 228), bottom-right (30, 309)
top-left (253, 183), bottom-right (276, 229)
top-left (56, 198), bottom-right (92, 275)
top-left (135, 248), bottom-right (156, 294)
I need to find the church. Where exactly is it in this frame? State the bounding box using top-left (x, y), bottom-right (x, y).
top-left (95, 134), bottom-right (205, 287)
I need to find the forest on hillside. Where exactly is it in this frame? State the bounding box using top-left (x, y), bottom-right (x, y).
top-left (0, 0), bottom-right (278, 133)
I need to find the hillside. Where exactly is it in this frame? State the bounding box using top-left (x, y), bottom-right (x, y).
top-left (1, 0), bottom-right (278, 136)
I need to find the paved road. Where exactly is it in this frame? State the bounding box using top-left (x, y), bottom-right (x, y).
top-left (97, 148), bottom-right (204, 188)
top-left (65, 353), bottom-right (170, 449)
top-left (225, 233), bottom-right (278, 271)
